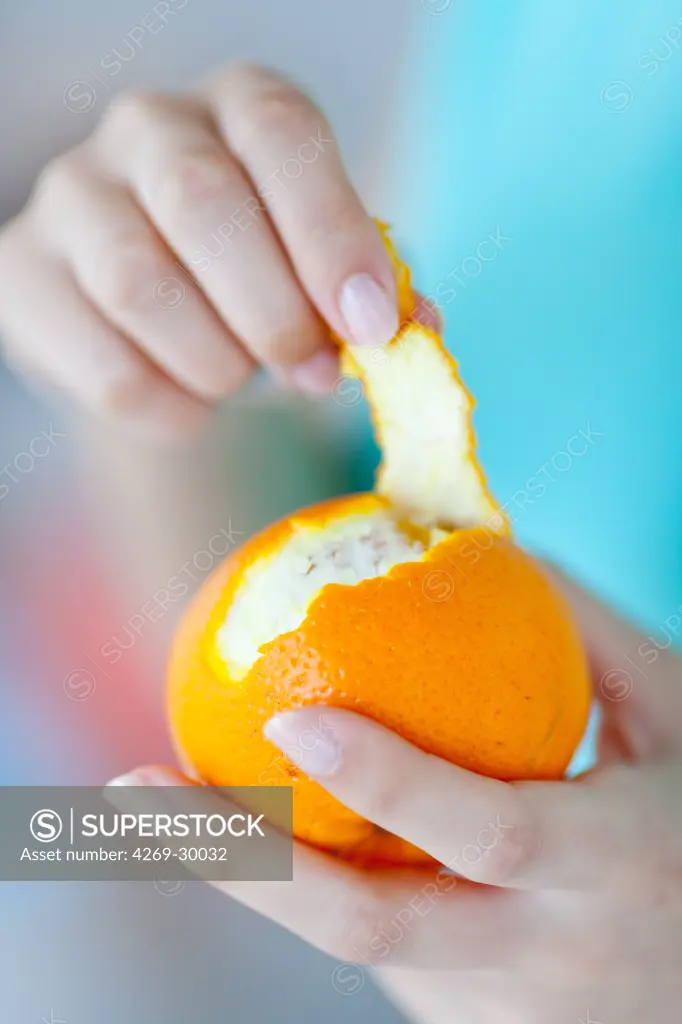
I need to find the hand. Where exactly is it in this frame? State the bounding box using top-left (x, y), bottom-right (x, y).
top-left (107, 568), bottom-right (682, 1023)
top-left (0, 63), bottom-right (403, 439)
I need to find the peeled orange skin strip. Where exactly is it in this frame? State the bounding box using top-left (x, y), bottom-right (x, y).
top-left (340, 223), bottom-right (508, 533)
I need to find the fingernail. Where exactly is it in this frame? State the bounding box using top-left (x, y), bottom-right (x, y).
top-left (290, 349), bottom-right (339, 395)
top-left (339, 273), bottom-right (399, 347)
top-left (106, 771), bottom-right (147, 788)
top-left (263, 712), bottom-right (341, 776)
top-left (106, 767), bottom-right (178, 787)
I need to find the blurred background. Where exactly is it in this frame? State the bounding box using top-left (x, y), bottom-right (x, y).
top-left (2, 0), bottom-right (682, 1021)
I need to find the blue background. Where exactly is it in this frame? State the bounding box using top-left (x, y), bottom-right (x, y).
top-left (389, 0), bottom-right (682, 633)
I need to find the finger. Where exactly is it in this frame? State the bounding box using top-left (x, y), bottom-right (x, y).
top-left (264, 707), bottom-right (648, 891)
top-left (0, 236), bottom-right (208, 439)
top-left (544, 563), bottom-right (682, 755)
top-left (106, 763), bottom-right (527, 970)
top-left (36, 155), bottom-right (253, 400)
top-left (204, 64), bottom-right (399, 348)
top-left (410, 291), bottom-right (444, 334)
top-left (220, 845), bottom-right (523, 973)
top-left (96, 91), bottom-right (338, 390)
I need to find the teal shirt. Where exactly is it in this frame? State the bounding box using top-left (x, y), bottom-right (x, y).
top-left (386, 0), bottom-right (682, 637)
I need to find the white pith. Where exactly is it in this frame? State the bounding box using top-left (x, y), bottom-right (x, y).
top-left (343, 325), bottom-right (505, 532)
top-left (217, 508), bottom-right (448, 679)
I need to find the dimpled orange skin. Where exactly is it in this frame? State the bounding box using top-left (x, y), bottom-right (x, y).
top-left (167, 492), bottom-right (591, 866)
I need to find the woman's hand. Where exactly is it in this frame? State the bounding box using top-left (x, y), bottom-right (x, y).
top-left (0, 63), bottom-right (402, 439)
top-left (107, 569), bottom-right (682, 1023)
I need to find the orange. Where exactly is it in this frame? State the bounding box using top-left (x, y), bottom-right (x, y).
top-left (167, 225), bottom-right (591, 866)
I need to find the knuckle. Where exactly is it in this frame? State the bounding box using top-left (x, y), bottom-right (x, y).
top-left (294, 193), bottom-right (366, 253)
top-left (478, 827), bottom-right (534, 885)
top-left (259, 323), bottom-right (320, 367)
top-left (361, 769), bottom-right (408, 827)
top-left (250, 89), bottom-right (313, 134)
top-left (210, 60), bottom-right (296, 104)
top-left (158, 148), bottom-right (236, 210)
top-left (101, 89), bottom-right (168, 134)
top-left (33, 150), bottom-right (90, 207)
top-left (91, 243), bottom-right (166, 314)
top-left (235, 88), bottom-right (318, 153)
top-left (215, 59), bottom-right (274, 89)
top-left (303, 206), bottom-right (357, 249)
top-left (473, 804), bottom-right (539, 886)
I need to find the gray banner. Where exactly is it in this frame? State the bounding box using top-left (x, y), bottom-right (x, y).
top-left (0, 786), bottom-right (292, 881)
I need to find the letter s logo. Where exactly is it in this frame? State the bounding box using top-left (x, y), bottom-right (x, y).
top-left (30, 809), bottom-right (63, 843)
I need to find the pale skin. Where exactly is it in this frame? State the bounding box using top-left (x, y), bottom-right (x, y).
top-left (1, 63), bottom-right (680, 1022)
top-left (0, 62), bottom-right (422, 431)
